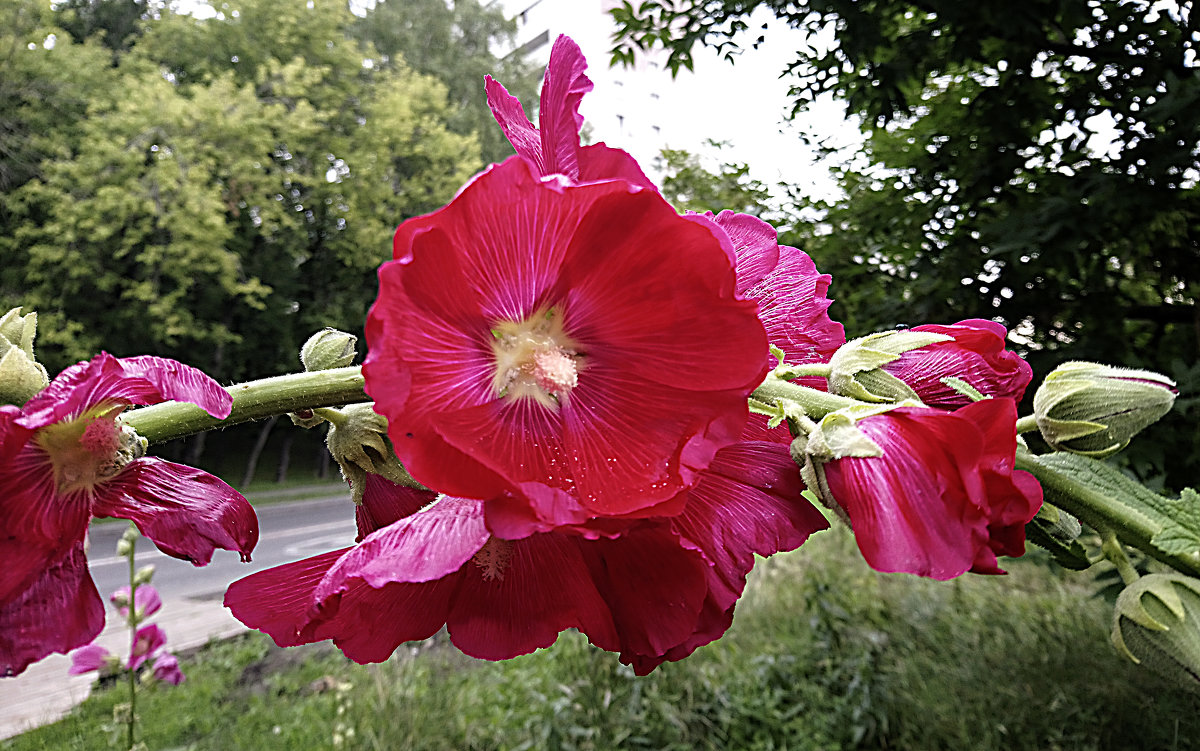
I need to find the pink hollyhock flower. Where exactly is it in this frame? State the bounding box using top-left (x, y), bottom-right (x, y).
top-left (365, 155), bottom-right (768, 536)
top-left (883, 319), bottom-right (1032, 408)
top-left (127, 623), bottom-right (167, 670)
top-left (110, 584), bottom-right (162, 620)
top-left (0, 353), bottom-right (258, 677)
top-left (68, 643), bottom-right (115, 676)
top-left (226, 444), bottom-right (827, 674)
top-left (485, 34), bottom-right (656, 189)
top-left (151, 651), bottom-right (184, 685)
top-left (700, 211), bottom-right (845, 442)
top-left (809, 398), bottom-right (1042, 580)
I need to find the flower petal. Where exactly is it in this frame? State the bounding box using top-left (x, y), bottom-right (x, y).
top-left (19, 353), bottom-right (230, 430)
top-left (224, 548), bottom-right (349, 648)
top-left (92, 457), bottom-right (258, 565)
top-left (536, 34), bottom-right (592, 179)
top-left (484, 74), bottom-right (543, 169)
top-left (68, 643), bottom-right (113, 676)
top-left (354, 474), bottom-right (437, 541)
top-left (447, 531), bottom-right (619, 660)
top-left (0, 542), bottom-right (104, 677)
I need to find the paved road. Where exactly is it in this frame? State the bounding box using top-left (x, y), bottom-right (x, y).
top-left (0, 490), bottom-right (360, 740)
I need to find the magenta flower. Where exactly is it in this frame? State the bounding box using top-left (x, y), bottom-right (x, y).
top-left (486, 34), bottom-right (656, 189)
top-left (127, 623), bottom-right (167, 671)
top-left (0, 353), bottom-right (258, 677)
top-left (883, 319), bottom-right (1032, 408)
top-left (226, 444), bottom-right (827, 674)
top-left (68, 643), bottom-right (115, 676)
top-left (813, 398), bottom-right (1042, 579)
top-left (151, 652), bottom-right (184, 685)
top-left (111, 584), bottom-right (162, 620)
top-left (365, 155), bottom-right (768, 536)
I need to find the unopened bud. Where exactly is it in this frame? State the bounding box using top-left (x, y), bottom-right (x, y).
top-left (1033, 362), bottom-right (1176, 457)
top-left (1112, 573), bottom-right (1200, 691)
top-left (324, 403), bottom-right (421, 503)
top-left (0, 307), bottom-right (48, 405)
top-left (827, 330), bottom-right (954, 403)
top-left (300, 328), bottom-right (357, 372)
top-left (133, 565), bottom-right (156, 586)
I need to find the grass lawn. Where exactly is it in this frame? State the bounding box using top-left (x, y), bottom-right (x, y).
top-left (6, 527), bottom-right (1198, 751)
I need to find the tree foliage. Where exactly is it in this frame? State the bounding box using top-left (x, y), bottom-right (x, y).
top-left (613, 0), bottom-right (1200, 487)
top-left (657, 141), bottom-right (774, 217)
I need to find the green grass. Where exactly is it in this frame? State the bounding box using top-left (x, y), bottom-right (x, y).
top-left (7, 527), bottom-right (1198, 751)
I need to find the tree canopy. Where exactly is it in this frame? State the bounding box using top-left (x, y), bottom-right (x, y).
top-left (614, 0), bottom-right (1200, 487)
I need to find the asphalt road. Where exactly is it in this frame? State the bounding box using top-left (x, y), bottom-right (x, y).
top-left (89, 490), bottom-right (360, 603)
top-left (1, 489), bottom-right (361, 740)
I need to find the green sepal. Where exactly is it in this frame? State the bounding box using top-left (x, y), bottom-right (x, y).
top-left (827, 330), bottom-right (953, 403)
top-left (1024, 504), bottom-right (1091, 570)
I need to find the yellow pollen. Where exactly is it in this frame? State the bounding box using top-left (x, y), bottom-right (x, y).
top-left (35, 409), bottom-right (143, 494)
top-left (491, 307), bottom-right (582, 408)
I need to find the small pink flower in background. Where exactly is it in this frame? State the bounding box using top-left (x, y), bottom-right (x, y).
top-left (813, 398), bottom-right (1042, 580)
top-left (365, 155), bottom-right (768, 536)
top-left (226, 446), bottom-right (827, 674)
top-left (151, 652), bottom-right (184, 685)
top-left (127, 623), bottom-right (167, 671)
top-left (110, 584), bottom-right (162, 620)
top-left (68, 643), bottom-right (115, 676)
top-left (0, 353), bottom-right (258, 677)
top-left (485, 35), bottom-right (656, 189)
top-left (883, 319), bottom-right (1032, 408)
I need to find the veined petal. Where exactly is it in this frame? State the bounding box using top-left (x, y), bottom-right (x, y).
top-left (224, 548), bottom-right (349, 648)
top-left (577, 144), bottom-right (658, 190)
top-left (0, 542), bottom-right (104, 677)
top-left (484, 75), bottom-right (544, 170)
top-left (92, 457), bottom-right (258, 565)
top-left (448, 531), bottom-right (619, 660)
top-left (354, 474), bottom-right (437, 541)
top-left (19, 353), bottom-right (230, 430)
top-left (320, 496), bottom-right (490, 592)
top-left (537, 34), bottom-right (591, 179)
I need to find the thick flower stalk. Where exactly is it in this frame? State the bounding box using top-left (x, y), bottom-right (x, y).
top-left (226, 446), bottom-right (827, 674)
top-left (0, 353), bottom-right (258, 676)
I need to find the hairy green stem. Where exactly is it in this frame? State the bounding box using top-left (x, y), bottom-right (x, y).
top-left (1100, 526), bottom-right (1141, 585)
top-left (1015, 451), bottom-right (1200, 578)
top-left (126, 532), bottom-right (137, 751)
top-left (750, 373), bottom-right (860, 419)
top-left (1015, 415), bottom-right (1040, 435)
top-left (122, 367), bottom-right (368, 445)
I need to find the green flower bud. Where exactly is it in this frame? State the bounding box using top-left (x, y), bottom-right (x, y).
top-left (1033, 362), bottom-right (1176, 457)
top-left (0, 307), bottom-right (49, 406)
top-left (133, 565), bottom-right (156, 587)
top-left (300, 328), bottom-right (358, 372)
top-left (1111, 573), bottom-right (1200, 692)
top-left (827, 330), bottom-right (954, 403)
top-left (324, 403), bottom-right (422, 504)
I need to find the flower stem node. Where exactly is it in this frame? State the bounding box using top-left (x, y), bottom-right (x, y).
top-left (300, 328), bottom-right (358, 372)
top-left (827, 330), bottom-right (954, 403)
top-left (1112, 573), bottom-right (1200, 691)
top-left (323, 402), bottom-right (422, 504)
top-left (1033, 361), bottom-right (1177, 457)
top-left (0, 307), bottom-right (49, 406)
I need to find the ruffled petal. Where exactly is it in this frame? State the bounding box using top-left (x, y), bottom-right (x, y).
top-left (446, 531), bottom-right (619, 659)
top-left (0, 542), bottom-right (104, 677)
top-left (92, 457), bottom-right (258, 565)
top-left (484, 75), bottom-right (543, 169)
top-left (319, 496), bottom-right (490, 592)
top-left (580, 524), bottom-right (710, 661)
top-left (886, 320), bottom-right (1033, 407)
top-left (706, 210), bottom-right (780, 295)
top-left (19, 353), bottom-right (230, 429)
top-left (672, 442), bottom-right (829, 609)
top-left (536, 34), bottom-right (592, 179)
top-left (224, 548), bottom-right (349, 648)
top-left (354, 474), bottom-right (437, 540)
top-left (577, 144), bottom-right (658, 190)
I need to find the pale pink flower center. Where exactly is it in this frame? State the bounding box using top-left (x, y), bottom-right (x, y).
top-left (36, 408), bottom-right (140, 494)
top-left (491, 308), bottom-right (582, 409)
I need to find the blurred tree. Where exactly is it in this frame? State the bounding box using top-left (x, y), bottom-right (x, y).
top-left (56, 0), bottom-right (152, 54)
top-left (657, 140), bottom-right (774, 216)
top-left (351, 0), bottom-right (539, 164)
top-left (613, 0), bottom-right (1200, 487)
